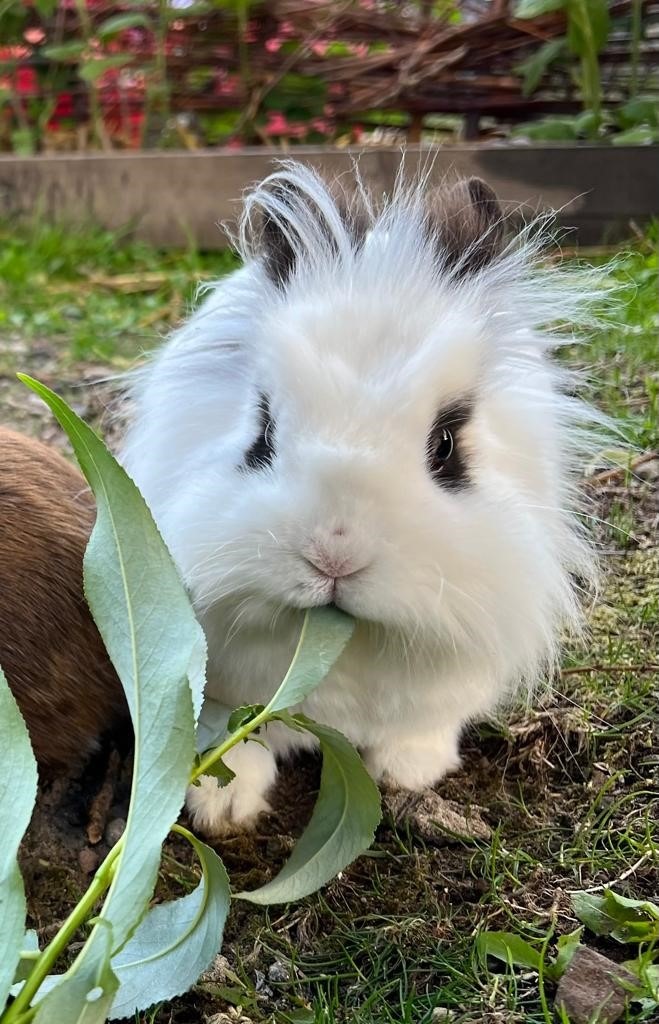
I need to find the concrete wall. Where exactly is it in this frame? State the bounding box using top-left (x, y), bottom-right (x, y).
top-left (0, 145), bottom-right (656, 247)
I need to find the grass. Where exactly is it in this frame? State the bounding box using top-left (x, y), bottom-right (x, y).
top-left (3, 218), bottom-right (657, 1024)
top-left (0, 219), bottom-right (237, 363)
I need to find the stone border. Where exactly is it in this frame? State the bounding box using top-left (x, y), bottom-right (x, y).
top-left (0, 145), bottom-right (656, 247)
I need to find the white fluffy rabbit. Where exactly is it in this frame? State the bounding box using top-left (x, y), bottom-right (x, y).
top-left (121, 161), bottom-right (598, 835)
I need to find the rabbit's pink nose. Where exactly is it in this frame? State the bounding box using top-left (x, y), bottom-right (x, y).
top-left (305, 547), bottom-right (356, 579)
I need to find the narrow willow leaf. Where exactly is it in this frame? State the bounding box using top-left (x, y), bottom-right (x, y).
top-left (516, 37), bottom-right (566, 96)
top-left (0, 667), bottom-right (38, 1010)
top-left (97, 12), bottom-right (151, 37)
top-left (237, 716), bottom-right (380, 904)
top-left (108, 830), bottom-right (230, 1020)
top-left (79, 56), bottom-right (134, 83)
top-left (32, 926), bottom-right (118, 1024)
top-left (12, 931), bottom-right (40, 986)
top-left (264, 607), bottom-right (355, 715)
top-left (476, 931), bottom-right (542, 971)
top-left (41, 41), bottom-right (86, 60)
top-left (19, 376), bottom-right (206, 960)
top-left (195, 698), bottom-right (231, 754)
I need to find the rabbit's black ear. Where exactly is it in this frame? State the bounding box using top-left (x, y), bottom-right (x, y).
top-left (258, 179), bottom-right (362, 288)
top-left (431, 177), bottom-right (505, 276)
top-left (259, 182), bottom-right (300, 288)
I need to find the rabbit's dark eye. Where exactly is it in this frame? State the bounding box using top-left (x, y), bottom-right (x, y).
top-left (426, 403), bottom-right (471, 489)
top-left (433, 428), bottom-right (454, 464)
top-left (244, 395), bottom-right (275, 470)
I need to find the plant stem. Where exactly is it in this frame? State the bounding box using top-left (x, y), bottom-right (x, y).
top-left (143, 0), bottom-right (170, 146)
top-left (192, 707), bottom-right (271, 782)
top-left (2, 842), bottom-right (122, 1023)
top-left (72, 0), bottom-right (111, 150)
top-left (630, 0), bottom-right (642, 98)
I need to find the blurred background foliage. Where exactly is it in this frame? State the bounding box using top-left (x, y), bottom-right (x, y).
top-left (0, 0), bottom-right (657, 154)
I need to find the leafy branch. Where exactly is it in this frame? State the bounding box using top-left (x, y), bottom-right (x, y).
top-left (0, 377), bottom-right (380, 1024)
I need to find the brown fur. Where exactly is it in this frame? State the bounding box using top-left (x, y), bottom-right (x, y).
top-left (430, 177), bottom-right (504, 275)
top-left (0, 428), bottom-right (127, 774)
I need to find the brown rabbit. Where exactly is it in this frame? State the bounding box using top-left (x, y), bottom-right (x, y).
top-left (0, 427), bottom-right (127, 774)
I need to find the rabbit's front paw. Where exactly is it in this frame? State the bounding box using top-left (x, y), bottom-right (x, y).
top-left (186, 739), bottom-right (278, 836)
top-left (364, 731), bottom-right (461, 791)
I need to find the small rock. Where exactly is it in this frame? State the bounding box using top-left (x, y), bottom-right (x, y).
top-left (254, 969), bottom-right (273, 997)
top-left (78, 847), bottom-right (100, 875)
top-left (206, 1012), bottom-right (254, 1024)
top-left (554, 946), bottom-right (638, 1024)
top-left (431, 1009), bottom-right (455, 1021)
top-left (384, 788), bottom-right (491, 843)
top-left (267, 959), bottom-right (291, 983)
top-left (104, 817), bottom-right (126, 847)
top-left (198, 953), bottom-right (232, 985)
top-left (636, 457), bottom-right (659, 483)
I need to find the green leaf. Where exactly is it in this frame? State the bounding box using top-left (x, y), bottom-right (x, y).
top-left (612, 125), bottom-right (657, 145)
top-left (572, 891), bottom-right (616, 935)
top-left (237, 716), bottom-right (380, 904)
top-left (18, 376), bottom-right (206, 962)
top-left (108, 829), bottom-right (230, 1020)
top-left (13, 931), bottom-right (40, 986)
top-left (227, 703), bottom-right (265, 734)
top-left (512, 116), bottom-right (579, 140)
top-left (547, 927), bottom-right (583, 981)
top-left (79, 56), bottom-right (133, 83)
top-left (565, 0), bottom-right (610, 56)
top-left (263, 606), bottom-right (355, 715)
top-left (33, 0), bottom-right (59, 17)
top-left (617, 96), bottom-right (659, 129)
top-left (572, 109), bottom-right (600, 136)
top-left (32, 925), bottom-right (118, 1024)
top-left (572, 890), bottom-right (659, 943)
top-left (514, 0), bottom-right (565, 16)
top-left (476, 931), bottom-right (542, 971)
top-left (41, 41), bottom-right (87, 61)
top-left (97, 13), bottom-right (151, 38)
top-left (201, 757), bottom-right (236, 787)
top-left (0, 667), bottom-right (38, 1009)
top-left (516, 38), bottom-right (566, 96)
top-left (195, 697), bottom-right (231, 754)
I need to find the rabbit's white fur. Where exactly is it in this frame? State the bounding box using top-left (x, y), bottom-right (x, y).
top-left (121, 162), bottom-right (600, 834)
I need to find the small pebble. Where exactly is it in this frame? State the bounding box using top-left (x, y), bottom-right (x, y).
top-left (637, 457), bottom-right (659, 482)
top-left (267, 959), bottom-right (291, 983)
top-left (431, 1010), bottom-right (455, 1021)
top-left (555, 946), bottom-right (638, 1024)
top-left (78, 847), bottom-right (100, 875)
top-left (198, 953), bottom-right (232, 985)
top-left (104, 817), bottom-right (126, 847)
top-left (254, 969), bottom-right (273, 997)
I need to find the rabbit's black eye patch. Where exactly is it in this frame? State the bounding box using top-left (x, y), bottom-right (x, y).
top-left (426, 402), bottom-right (472, 489)
top-left (244, 395), bottom-right (276, 470)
